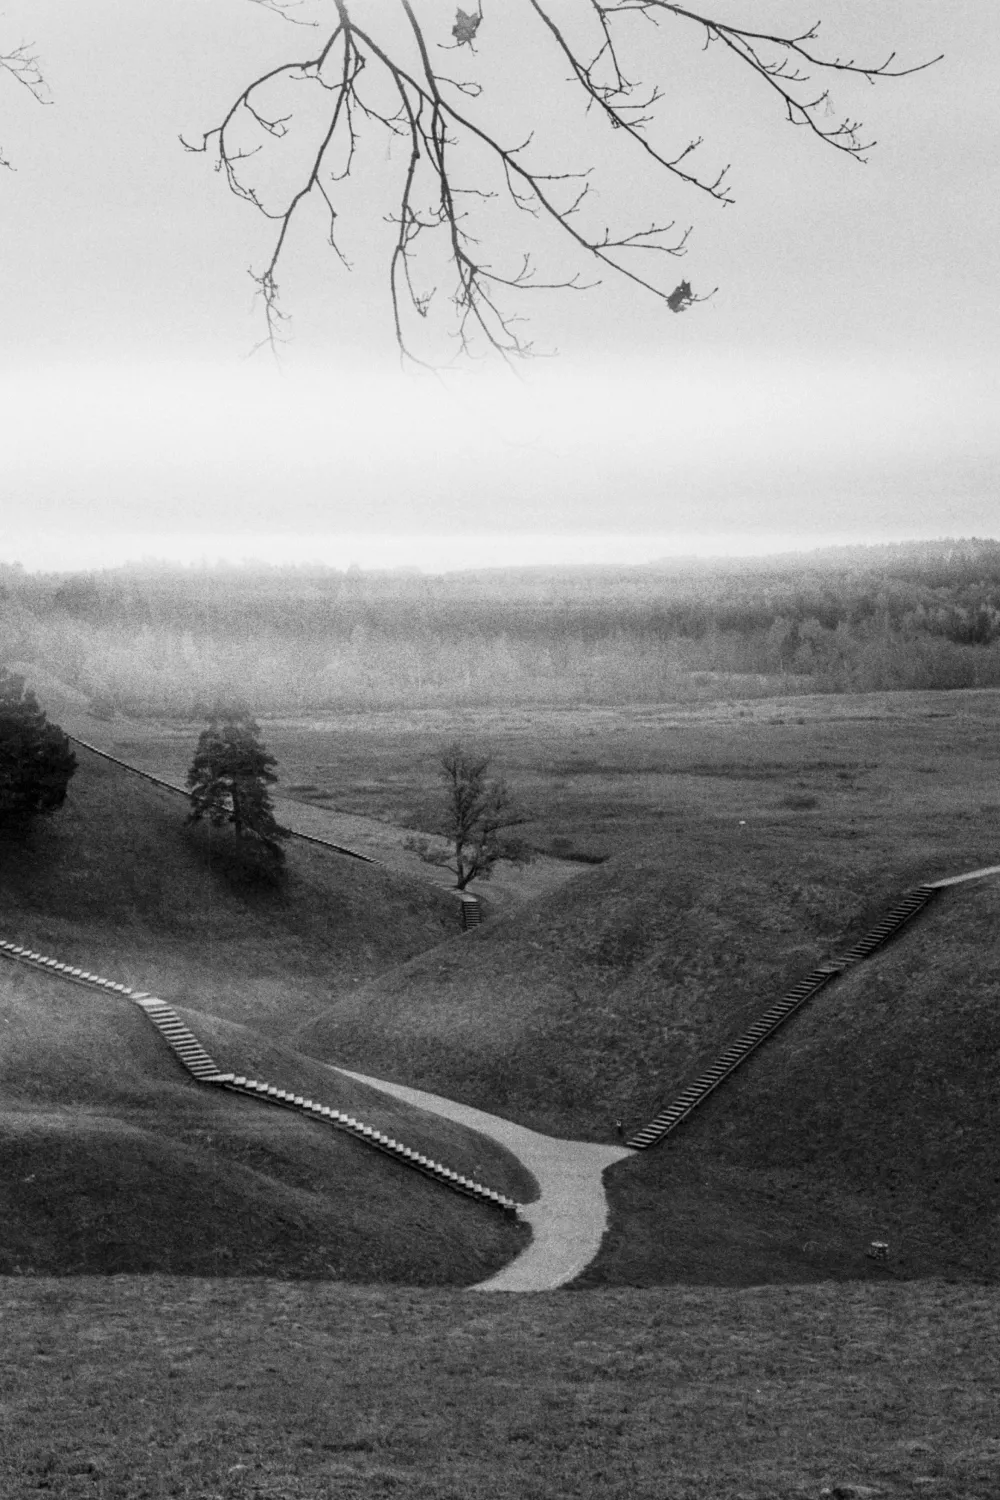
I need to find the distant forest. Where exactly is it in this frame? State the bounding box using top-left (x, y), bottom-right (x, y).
top-left (3, 540), bottom-right (1000, 716)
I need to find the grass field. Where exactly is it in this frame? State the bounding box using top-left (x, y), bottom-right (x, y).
top-left (2, 1278), bottom-right (997, 1500)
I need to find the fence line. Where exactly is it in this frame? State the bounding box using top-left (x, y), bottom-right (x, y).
top-left (66, 737), bottom-right (488, 912)
top-left (68, 733), bottom-right (382, 865)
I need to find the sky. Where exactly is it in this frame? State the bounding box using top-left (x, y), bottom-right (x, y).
top-left (0, 0), bottom-right (996, 572)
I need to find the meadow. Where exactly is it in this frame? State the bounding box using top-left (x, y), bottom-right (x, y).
top-left (2, 552), bottom-right (999, 1498)
top-left (2, 1279), bottom-right (997, 1500)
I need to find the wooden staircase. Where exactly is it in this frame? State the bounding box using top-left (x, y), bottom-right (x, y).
top-left (625, 884), bottom-right (939, 1150)
top-left (0, 938), bottom-right (522, 1215)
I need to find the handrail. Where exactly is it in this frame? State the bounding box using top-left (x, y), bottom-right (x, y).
top-left (0, 937), bottom-right (522, 1215)
top-left (626, 883), bottom-right (942, 1150)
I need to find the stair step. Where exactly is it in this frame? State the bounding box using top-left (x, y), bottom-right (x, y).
top-left (627, 886), bottom-right (939, 1149)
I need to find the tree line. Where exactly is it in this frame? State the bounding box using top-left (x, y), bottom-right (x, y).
top-left (4, 545), bottom-right (1000, 715)
top-left (5, 542), bottom-right (1000, 648)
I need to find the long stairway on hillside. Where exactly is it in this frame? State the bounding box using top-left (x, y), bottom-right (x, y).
top-left (0, 938), bottom-right (522, 1215)
top-left (626, 884), bottom-right (939, 1151)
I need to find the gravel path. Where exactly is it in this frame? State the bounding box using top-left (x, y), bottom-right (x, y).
top-left (333, 1066), bottom-right (633, 1292)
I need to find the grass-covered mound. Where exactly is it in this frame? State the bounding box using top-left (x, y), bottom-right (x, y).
top-left (4, 694), bottom-right (997, 1287)
top-left (292, 815), bottom-right (949, 1137)
top-left (0, 743), bottom-right (458, 1036)
top-left (295, 814), bottom-right (1000, 1284)
top-left (0, 747), bottom-right (534, 1280)
top-left (0, 963), bottom-right (530, 1280)
top-left (582, 876), bottom-right (1000, 1286)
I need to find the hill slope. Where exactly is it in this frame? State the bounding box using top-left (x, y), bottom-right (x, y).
top-left (581, 876), bottom-right (1000, 1284)
top-left (294, 816), bottom-right (949, 1136)
top-left (0, 750), bottom-right (532, 1280)
top-left (0, 743), bottom-right (459, 1036)
top-left (295, 819), bottom-right (1000, 1284)
top-left (0, 962), bottom-right (531, 1280)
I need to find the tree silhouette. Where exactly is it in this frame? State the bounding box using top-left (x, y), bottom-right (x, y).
top-left (406, 743), bottom-right (532, 890)
top-left (183, 1), bottom-right (939, 362)
top-left (0, 669), bottom-right (77, 826)
top-left (187, 709), bottom-right (288, 877)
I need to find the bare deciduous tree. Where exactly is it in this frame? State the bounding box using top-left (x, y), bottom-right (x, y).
top-left (183, 1), bottom-right (939, 362)
top-left (405, 743), bottom-right (533, 890)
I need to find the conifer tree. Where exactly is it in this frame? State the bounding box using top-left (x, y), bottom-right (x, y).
top-left (186, 708), bottom-right (287, 875)
top-left (0, 668), bottom-right (77, 825)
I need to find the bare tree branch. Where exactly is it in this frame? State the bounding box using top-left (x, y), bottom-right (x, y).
top-left (186, 1), bottom-right (940, 363)
top-left (1, 39), bottom-right (50, 170)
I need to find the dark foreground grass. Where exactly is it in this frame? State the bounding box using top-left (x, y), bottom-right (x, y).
top-left (2, 1277), bottom-right (997, 1500)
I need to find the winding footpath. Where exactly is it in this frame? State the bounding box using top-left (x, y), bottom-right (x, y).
top-left (334, 1067), bottom-right (633, 1292)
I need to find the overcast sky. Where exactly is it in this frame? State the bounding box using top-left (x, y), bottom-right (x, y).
top-left (1, 0), bottom-right (996, 572)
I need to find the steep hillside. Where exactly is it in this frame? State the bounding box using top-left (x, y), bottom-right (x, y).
top-left (0, 743), bottom-right (458, 1037)
top-left (294, 812), bottom-right (972, 1137)
top-left (0, 963), bottom-right (530, 1280)
top-left (582, 876), bottom-right (1000, 1285)
top-left (295, 820), bottom-right (999, 1284)
top-left (0, 749), bottom-right (533, 1280)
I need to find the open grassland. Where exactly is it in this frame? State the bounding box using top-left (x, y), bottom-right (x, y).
top-left (2, 1278), bottom-right (998, 1500)
top-left (97, 688), bottom-right (1000, 866)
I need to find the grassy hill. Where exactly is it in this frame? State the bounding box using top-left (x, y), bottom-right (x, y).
top-left (3, 694), bottom-right (998, 1288)
top-left (0, 742), bottom-right (460, 1036)
top-left (293, 811), bottom-right (991, 1137)
top-left (0, 750), bottom-right (532, 1280)
top-left (581, 876), bottom-right (1000, 1286)
top-left (0, 964), bottom-right (532, 1282)
top-left (295, 799), bottom-right (1000, 1284)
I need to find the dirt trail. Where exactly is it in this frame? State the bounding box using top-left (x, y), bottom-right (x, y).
top-left (333, 1066), bottom-right (632, 1292)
